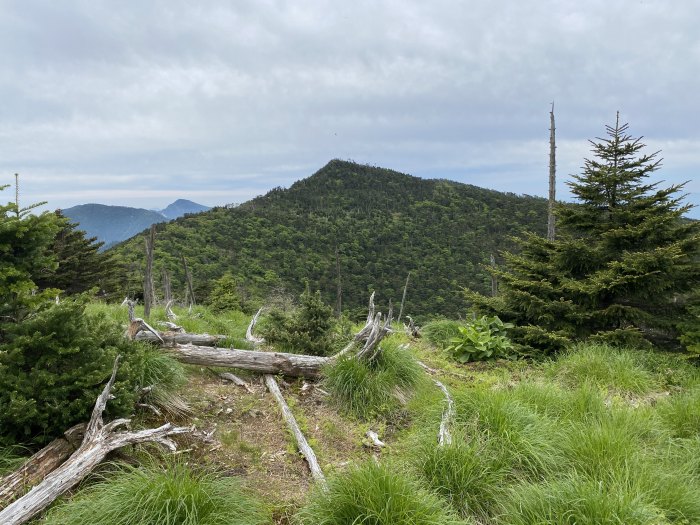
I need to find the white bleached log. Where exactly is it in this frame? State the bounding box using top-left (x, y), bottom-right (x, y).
top-left (263, 374), bottom-right (326, 488)
top-left (418, 361), bottom-right (454, 446)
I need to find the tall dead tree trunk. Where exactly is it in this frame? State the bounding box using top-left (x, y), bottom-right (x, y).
top-left (0, 357), bottom-right (189, 525)
top-left (14, 173), bottom-right (20, 216)
top-left (180, 255), bottom-right (195, 308)
top-left (143, 225), bottom-right (156, 318)
top-left (397, 271), bottom-right (410, 323)
top-left (162, 269), bottom-right (172, 304)
top-left (490, 254), bottom-right (498, 297)
top-left (335, 246), bottom-right (342, 318)
top-left (547, 103), bottom-right (556, 242)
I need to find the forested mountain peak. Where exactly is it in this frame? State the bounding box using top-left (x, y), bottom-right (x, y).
top-left (111, 160), bottom-right (548, 319)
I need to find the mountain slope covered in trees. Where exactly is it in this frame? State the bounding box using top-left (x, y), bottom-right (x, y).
top-left (110, 160), bottom-right (548, 319)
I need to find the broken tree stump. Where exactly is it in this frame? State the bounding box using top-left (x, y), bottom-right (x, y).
top-left (0, 357), bottom-right (189, 525)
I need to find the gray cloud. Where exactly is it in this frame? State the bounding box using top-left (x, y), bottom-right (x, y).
top-left (0, 0), bottom-right (698, 216)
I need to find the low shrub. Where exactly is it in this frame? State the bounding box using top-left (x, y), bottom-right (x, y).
top-left (296, 461), bottom-right (467, 525)
top-left (260, 286), bottom-right (336, 356)
top-left (324, 338), bottom-right (423, 419)
top-left (43, 461), bottom-right (271, 525)
top-left (0, 297), bottom-right (146, 447)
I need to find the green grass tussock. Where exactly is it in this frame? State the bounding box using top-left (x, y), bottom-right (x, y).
top-left (421, 319), bottom-right (463, 348)
top-left (42, 461), bottom-right (271, 525)
top-left (324, 338), bottom-right (424, 419)
top-left (657, 386), bottom-right (700, 439)
top-left (413, 432), bottom-right (506, 521)
top-left (547, 343), bottom-right (658, 394)
top-left (137, 349), bottom-right (190, 416)
top-left (500, 473), bottom-right (658, 525)
top-left (296, 461), bottom-right (469, 525)
top-left (452, 388), bottom-right (561, 479)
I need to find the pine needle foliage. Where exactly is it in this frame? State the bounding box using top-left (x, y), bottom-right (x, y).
top-left (0, 297), bottom-right (146, 446)
top-left (467, 115), bottom-right (700, 353)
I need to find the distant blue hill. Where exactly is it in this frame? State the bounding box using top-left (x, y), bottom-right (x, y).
top-left (160, 199), bottom-right (210, 220)
top-left (62, 199), bottom-right (210, 248)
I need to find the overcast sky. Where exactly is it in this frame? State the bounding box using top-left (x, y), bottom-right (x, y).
top-left (1, 1), bottom-right (698, 217)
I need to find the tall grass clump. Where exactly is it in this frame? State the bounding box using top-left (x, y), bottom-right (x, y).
top-left (657, 386), bottom-right (700, 438)
top-left (422, 319), bottom-right (463, 348)
top-left (508, 381), bottom-right (606, 422)
top-left (296, 461), bottom-right (468, 525)
top-left (413, 432), bottom-right (506, 521)
top-left (559, 407), bottom-right (656, 479)
top-left (0, 446), bottom-right (27, 475)
top-left (138, 349), bottom-right (190, 417)
top-left (500, 473), bottom-right (658, 525)
top-left (43, 461), bottom-right (271, 525)
top-left (453, 388), bottom-right (561, 479)
top-left (548, 343), bottom-right (658, 394)
top-left (324, 338), bottom-right (423, 419)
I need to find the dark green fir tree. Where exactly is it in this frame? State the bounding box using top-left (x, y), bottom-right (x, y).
top-left (467, 115), bottom-right (700, 353)
top-left (0, 186), bottom-right (144, 447)
top-left (34, 211), bottom-right (119, 298)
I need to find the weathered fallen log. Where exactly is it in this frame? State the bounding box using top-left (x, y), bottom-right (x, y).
top-left (0, 424), bottom-right (85, 507)
top-left (0, 357), bottom-right (189, 525)
top-left (136, 331), bottom-right (226, 346)
top-left (165, 293), bottom-right (396, 378)
top-left (418, 361), bottom-right (454, 446)
top-left (166, 344), bottom-right (329, 378)
top-left (264, 374), bottom-right (326, 489)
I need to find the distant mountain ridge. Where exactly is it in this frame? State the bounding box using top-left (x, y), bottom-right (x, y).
top-left (109, 160), bottom-right (548, 319)
top-left (160, 199), bottom-right (210, 220)
top-left (63, 199), bottom-right (210, 248)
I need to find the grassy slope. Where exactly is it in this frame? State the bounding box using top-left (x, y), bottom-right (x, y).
top-left (30, 304), bottom-right (700, 524)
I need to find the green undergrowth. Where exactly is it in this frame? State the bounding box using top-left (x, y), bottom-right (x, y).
top-left (422, 319), bottom-right (464, 348)
top-left (138, 349), bottom-right (190, 416)
top-left (0, 445), bottom-right (28, 475)
top-left (394, 342), bottom-right (700, 525)
top-left (28, 304), bottom-right (700, 525)
top-left (42, 460), bottom-right (271, 525)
